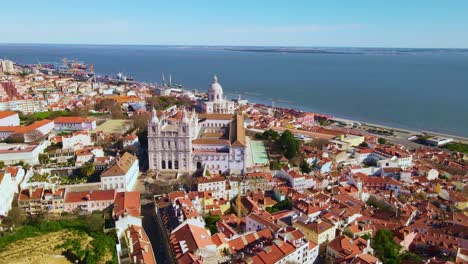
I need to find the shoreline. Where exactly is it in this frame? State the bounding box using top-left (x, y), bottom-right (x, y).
top-left (242, 100), bottom-right (468, 143)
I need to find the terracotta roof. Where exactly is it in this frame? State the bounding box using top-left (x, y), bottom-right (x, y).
top-left (230, 114), bottom-right (246, 147)
top-left (125, 225), bottom-right (156, 264)
top-left (198, 113), bottom-right (234, 120)
top-left (101, 152), bottom-right (137, 177)
top-left (54, 116), bottom-right (95, 123)
top-left (328, 235), bottom-right (368, 260)
top-left (65, 189), bottom-right (116, 203)
top-left (0, 119), bottom-right (53, 134)
top-left (169, 223), bottom-right (215, 260)
top-left (295, 219), bottom-right (334, 234)
top-left (0, 111), bottom-right (17, 119)
top-left (114, 191), bottom-right (141, 218)
top-left (192, 138), bottom-right (230, 145)
top-left (18, 187), bottom-right (43, 201)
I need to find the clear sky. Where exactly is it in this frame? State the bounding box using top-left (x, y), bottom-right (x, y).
top-left (1, 0), bottom-right (467, 48)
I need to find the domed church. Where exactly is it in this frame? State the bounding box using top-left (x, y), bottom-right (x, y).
top-left (148, 76), bottom-right (246, 175)
top-left (200, 75), bottom-right (235, 114)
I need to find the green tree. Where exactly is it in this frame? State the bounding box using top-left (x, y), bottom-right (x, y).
top-left (3, 207), bottom-right (26, 227)
top-left (378, 137), bottom-right (387, 145)
top-left (266, 198), bottom-right (293, 213)
top-left (95, 99), bottom-right (116, 111)
top-left (204, 215), bottom-right (221, 234)
top-left (39, 154), bottom-right (49, 164)
top-left (81, 162), bottom-right (95, 178)
top-left (0, 161), bottom-right (5, 169)
top-left (259, 129), bottom-right (280, 141)
top-left (277, 130), bottom-right (299, 159)
top-left (372, 229), bottom-right (400, 264)
top-left (359, 141), bottom-right (369, 148)
top-left (299, 160), bottom-right (312, 174)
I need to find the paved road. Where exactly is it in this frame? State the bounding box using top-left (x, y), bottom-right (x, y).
top-left (141, 201), bottom-right (170, 264)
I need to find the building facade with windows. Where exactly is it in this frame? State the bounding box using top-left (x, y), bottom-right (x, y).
top-left (147, 77), bottom-right (246, 175)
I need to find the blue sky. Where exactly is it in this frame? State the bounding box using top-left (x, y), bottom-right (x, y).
top-left (1, 0), bottom-right (467, 48)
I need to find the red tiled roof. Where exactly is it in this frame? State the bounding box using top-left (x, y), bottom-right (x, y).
top-left (114, 191), bottom-right (141, 218)
top-left (0, 111), bottom-right (17, 119)
top-left (125, 225), bottom-right (156, 264)
top-left (65, 189), bottom-right (116, 203)
top-left (54, 116), bottom-right (95, 123)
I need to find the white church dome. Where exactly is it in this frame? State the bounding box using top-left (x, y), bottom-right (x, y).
top-left (208, 75), bottom-right (223, 94)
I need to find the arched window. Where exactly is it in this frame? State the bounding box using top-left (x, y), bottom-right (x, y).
top-left (174, 160), bottom-right (179, 170)
top-left (161, 160), bottom-right (166, 169)
top-left (168, 160), bottom-right (173, 169)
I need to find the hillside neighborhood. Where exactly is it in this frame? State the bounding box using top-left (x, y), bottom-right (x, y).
top-left (0, 59), bottom-right (467, 264)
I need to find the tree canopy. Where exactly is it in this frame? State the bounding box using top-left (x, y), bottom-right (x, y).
top-left (378, 137), bottom-right (387, 145)
top-left (255, 129), bottom-right (280, 141)
top-left (80, 162), bottom-right (95, 178)
top-left (372, 229), bottom-right (401, 264)
top-left (277, 130), bottom-right (299, 159)
top-left (299, 160), bottom-right (312, 174)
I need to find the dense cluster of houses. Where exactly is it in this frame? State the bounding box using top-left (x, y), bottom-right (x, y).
top-left (1, 61), bottom-right (467, 264)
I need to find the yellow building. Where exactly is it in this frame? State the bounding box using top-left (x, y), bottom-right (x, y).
top-left (293, 219), bottom-right (336, 251)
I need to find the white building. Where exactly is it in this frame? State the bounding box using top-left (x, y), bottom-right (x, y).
top-left (425, 136), bottom-right (453, 146)
top-left (3, 99), bottom-right (48, 113)
top-left (0, 111), bottom-right (20, 126)
top-left (148, 77), bottom-right (246, 175)
top-left (0, 167), bottom-right (21, 216)
top-left (0, 60), bottom-right (15, 74)
top-left (101, 152), bottom-right (139, 192)
top-left (276, 168), bottom-right (306, 192)
top-left (197, 176), bottom-right (226, 199)
top-left (199, 76), bottom-right (235, 114)
top-left (0, 142), bottom-right (48, 165)
top-left (62, 131), bottom-right (93, 150)
top-left (54, 116), bottom-right (97, 131)
top-left (64, 189), bottom-right (116, 213)
top-left (370, 148), bottom-right (413, 169)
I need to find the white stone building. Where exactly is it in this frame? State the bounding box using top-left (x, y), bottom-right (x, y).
top-left (199, 76), bottom-right (235, 114)
top-left (101, 152), bottom-right (139, 192)
top-left (148, 77), bottom-right (246, 175)
top-left (197, 176), bottom-right (226, 199)
top-left (0, 111), bottom-right (20, 126)
top-left (62, 131), bottom-right (93, 150)
top-left (0, 168), bottom-right (20, 216)
top-left (0, 60), bottom-right (15, 74)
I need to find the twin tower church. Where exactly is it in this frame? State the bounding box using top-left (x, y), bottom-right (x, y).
top-left (147, 76), bottom-right (246, 174)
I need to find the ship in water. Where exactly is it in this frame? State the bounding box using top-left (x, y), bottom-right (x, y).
top-left (161, 73), bottom-right (183, 89)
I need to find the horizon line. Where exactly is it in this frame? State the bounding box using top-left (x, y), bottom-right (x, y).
top-left (1, 42), bottom-right (468, 50)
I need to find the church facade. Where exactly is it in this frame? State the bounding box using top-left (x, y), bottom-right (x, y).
top-left (147, 76), bottom-right (246, 174)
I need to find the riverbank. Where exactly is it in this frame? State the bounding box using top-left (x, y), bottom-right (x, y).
top-left (244, 100), bottom-right (468, 144)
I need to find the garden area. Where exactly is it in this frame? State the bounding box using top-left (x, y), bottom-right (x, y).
top-left (0, 212), bottom-right (117, 264)
top-left (444, 142), bottom-right (468, 154)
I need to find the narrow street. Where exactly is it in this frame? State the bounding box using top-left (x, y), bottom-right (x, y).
top-left (141, 200), bottom-right (170, 264)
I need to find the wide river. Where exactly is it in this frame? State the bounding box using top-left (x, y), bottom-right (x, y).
top-left (1, 44), bottom-right (467, 137)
